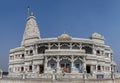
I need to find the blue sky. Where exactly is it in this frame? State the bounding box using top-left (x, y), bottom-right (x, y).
top-left (0, 0), bottom-right (120, 71)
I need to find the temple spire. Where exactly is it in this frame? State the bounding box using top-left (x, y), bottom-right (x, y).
top-left (21, 7), bottom-right (40, 46)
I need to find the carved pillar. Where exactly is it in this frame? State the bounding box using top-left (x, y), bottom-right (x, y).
top-left (96, 65), bottom-right (98, 72)
top-left (71, 55), bottom-right (74, 73)
top-left (33, 46), bottom-right (36, 55)
top-left (58, 42), bottom-right (60, 49)
top-left (24, 65), bottom-right (29, 74)
top-left (37, 65), bottom-right (40, 73)
top-left (48, 43), bottom-right (51, 50)
top-left (44, 56), bottom-right (48, 73)
top-left (90, 65), bottom-right (93, 72)
top-left (70, 42), bottom-right (72, 49)
top-left (34, 44), bottom-right (38, 54)
top-left (32, 64), bottom-right (34, 73)
top-left (83, 56), bottom-right (86, 73)
top-left (83, 55), bottom-right (87, 79)
top-left (79, 43), bottom-right (82, 50)
top-left (92, 45), bottom-right (96, 55)
top-left (56, 56), bottom-right (60, 73)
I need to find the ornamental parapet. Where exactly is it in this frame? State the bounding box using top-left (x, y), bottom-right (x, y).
top-left (35, 38), bottom-right (102, 45)
top-left (9, 59), bottom-right (24, 64)
top-left (33, 55), bottom-right (44, 60)
top-left (24, 56), bottom-right (33, 61)
top-left (86, 55), bottom-right (97, 60)
top-left (44, 49), bottom-right (85, 56)
top-left (86, 55), bottom-right (111, 62)
top-left (10, 47), bottom-right (24, 53)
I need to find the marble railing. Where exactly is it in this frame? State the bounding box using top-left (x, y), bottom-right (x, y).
top-left (45, 49), bottom-right (85, 56)
top-left (9, 59), bottom-right (24, 64)
top-left (4, 72), bottom-right (120, 80)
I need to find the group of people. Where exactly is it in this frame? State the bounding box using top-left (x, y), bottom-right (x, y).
top-left (61, 66), bottom-right (70, 75)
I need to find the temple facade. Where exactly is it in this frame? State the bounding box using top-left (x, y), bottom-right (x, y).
top-left (8, 12), bottom-right (116, 79)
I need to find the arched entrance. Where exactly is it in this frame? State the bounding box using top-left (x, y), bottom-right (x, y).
top-left (47, 59), bottom-right (57, 72)
top-left (37, 46), bottom-right (48, 54)
top-left (74, 59), bottom-right (82, 73)
top-left (60, 59), bottom-right (71, 73)
top-left (82, 46), bottom-right (93, 54)
top-left (39, 64), bottom-right (44, 74)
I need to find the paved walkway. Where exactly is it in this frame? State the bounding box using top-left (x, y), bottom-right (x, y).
top-left (1, 77), bottom-right (120, 83)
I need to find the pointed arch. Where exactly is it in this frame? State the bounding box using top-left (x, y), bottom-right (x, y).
top-left (82, 45), bottom-right (93, 54)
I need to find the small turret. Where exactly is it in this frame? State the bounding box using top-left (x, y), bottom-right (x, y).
top-left (90, 32), bottom-right (105, 44)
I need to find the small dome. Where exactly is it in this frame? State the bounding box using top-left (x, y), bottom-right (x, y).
top-left (58, 32), bottom-right (72, 41)
top-left (90, 32), bottom-right (104, 40)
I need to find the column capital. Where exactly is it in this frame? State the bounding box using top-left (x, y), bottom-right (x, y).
top-left (71, 55), bottom-right (74, 62)
top-left (70, 42), bottom-right (72, 49)
top-left (79, 43), bottom-right (82, 49)
top-left (56, 56), bottom-right (60, 62)
top-left (48, 43), bottom-right (51, 49)
top-left (45, 56), bottom-right (48, 63)
top-left (58, 42), bottom-right (60, 49)
top-left (56, 57), bottom-right (60, 73)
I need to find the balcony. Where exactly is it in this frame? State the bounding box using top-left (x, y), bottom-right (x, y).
top-left (44, 49), bottom-right (85, 56)
top-left (9, 59), bottom-right (24, 64)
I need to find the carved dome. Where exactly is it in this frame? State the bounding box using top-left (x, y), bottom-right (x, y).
top-left (90, 32), bottom-right (104, 40)
top-left (58, 32), bottom-right (72, 41)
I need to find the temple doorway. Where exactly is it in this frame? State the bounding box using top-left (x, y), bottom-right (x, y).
top-left (60, 59), bottom-right (71, 73)
top-left (74, 59), bottom-right (82, 73)
top-left (86, 64), bottom-right (91, 73)
top-left (47, 59), bottom-right (57, 72)
top-left (39, 64), bottom-right (44, 74)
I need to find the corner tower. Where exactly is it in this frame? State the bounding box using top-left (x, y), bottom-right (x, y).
top-left (21, 10), bottom-right (40, 46)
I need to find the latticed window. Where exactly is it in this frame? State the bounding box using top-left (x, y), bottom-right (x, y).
top-left (72, 43), bottom-right (80, 49)
top-left (50, 43), bottom-right (58, 49)
top-left (60, 43), bottom-right (70, 49)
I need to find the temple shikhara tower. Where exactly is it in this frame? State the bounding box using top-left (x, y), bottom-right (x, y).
top-left (8, 10), bottom-right (116, 79)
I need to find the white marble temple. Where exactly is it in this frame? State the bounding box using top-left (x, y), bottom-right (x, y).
top-left (8, 11), bottom-right (116, 79)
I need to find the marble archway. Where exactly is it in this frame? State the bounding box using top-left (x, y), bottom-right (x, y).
top-left (47, 59), bottom-right (57, 73)
top-left (59, 59), bottom-right (71, 73)
top-left (74, 59), bottom-right (82, 73)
